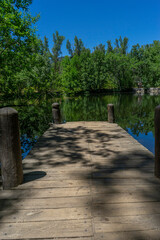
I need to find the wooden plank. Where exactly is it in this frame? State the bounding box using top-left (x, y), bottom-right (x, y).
top-left (95, 230), bottom-right (160, 240)
top-left (13, 179), bottom-right (90, 189)
top-left (0, 196), bottom-right (91, 210)
top-left (90, 147), bottom-right (150, 154)
top-left (90, 152), bottom-right (154, 162)
top-left (92, 169), bottom-right (154, 179)
top-left (23, 163), bottom-right (94, 170)
top-left (22, 170), bottom-right (91, 181)
top-left (24, 151), bottom-right (91, 160)
top-left (91, 161), bottom-right (154, 169)
top-left (94, 222), bottom-right (159, 234)
top-left (93, 202), bottom-right (160, 219)
top-left (21, 238), bottom-right (93, 240)
top-left (24, 155), bottom-right (91, 162)
top-left (0, 207), bottom-right (91, 222)
top-left (0, 187), bottom-right (91, 199)
top-left (23, 168), bottom-right (92, 174)
top-left (0, 219), bottom-right (93, 239)
top-left (92, 184), bottom-right (160, 194)
top-left (94, 214), bottom-right (160, 233)
top-left (92, 192), bottom-right (160, 203)
top-left (83, 122), bottom-right (118, 127)
top-left (92, 178), bottom-right (160, 186)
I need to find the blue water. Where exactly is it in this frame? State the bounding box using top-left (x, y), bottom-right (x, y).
top-left (127, 129), bottom-right (155, 154)
top-left (21, 135), bottom-right (38, 159)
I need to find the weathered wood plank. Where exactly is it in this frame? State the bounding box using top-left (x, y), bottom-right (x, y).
top-left (92, 184), bottom-right (160, 193)
top-left (23, 168), bottom-right (92, 174)
top-left (92, 169), bottom-right (154, 179)
top-left (92, 192), bottom-right (160, 203)
top-left (23, 163), bottom-right (94, 170)
top-left (90, 160), bottom-right (154, 169)
top-left (95, 230), bottom-right (160, 240)
top-left (22, 170), bottom-right (91, 181)
top-left (90, 151), bottom-right (154, 162)
top-left (94, 214), bottom-right (160, 232)
top-left (0, 187), bottom-right (91, 199)
top-left (93, 202), bottom-right (160, 218)
top-left (92, 178), bottom-right (160, 186)
top-left (18, 238), bottom-right (94, 240)
top-left (95, 222), bottom-right (158, 234)
top-left (0, 207), bottom-right (91, 222)
top-left (13, 179), bottom-right (90, 189)
top-left (0, 196), bottom-right (91, 210)
top-left (0, 219), bottom-right (93, 239)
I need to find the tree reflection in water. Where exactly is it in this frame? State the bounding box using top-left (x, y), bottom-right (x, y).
top-left (0, 93), bottom-right (158, 158)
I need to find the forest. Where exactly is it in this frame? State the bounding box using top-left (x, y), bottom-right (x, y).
top-left (1, 0), bottom-right (160, 97)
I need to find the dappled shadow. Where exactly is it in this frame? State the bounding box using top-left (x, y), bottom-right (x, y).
top-left (1, 122), bottom-right (160, 238)
top-left (0, 171), bottom-right (47, 226)
top-left (23, 124), bottom-right (125, 170)
top-left (21, 122), bottom-right (160, 238)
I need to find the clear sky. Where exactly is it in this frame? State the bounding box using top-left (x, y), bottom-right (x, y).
top-left (30, 0), bottom-right (160, 56)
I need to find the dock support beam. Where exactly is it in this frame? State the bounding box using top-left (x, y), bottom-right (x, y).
top-left (155, 105), bottom-right (160, 178)
top-left (0, 108), bottom-right (23, 189)
top-left (107, 104), bottom-right (115, 123)
top-left (52, 103), bottom-right (61, 124)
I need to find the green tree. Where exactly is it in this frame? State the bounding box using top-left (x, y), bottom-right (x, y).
top-left (66, 39), bottom-right (73, 57)
top-left (119, 36), bottom-right (128, 55)
top-left (0, 0), bottom-right (39, 95)
top-left (61, 55), bottom-right (81, 93)
top-left (52, 31), bottom-right (65, 71)
top-left (91, 44), bottom-right (107, 89)
top-left (114, 36), bottom-right (128, 55)
top-left (74, 36), bottom-right (84, 56)
top-left (79, 48), bottom-right (94, 91)
top-left (105, 53), bottom-right (132, 90)
top-left (107, 40), bottom-right (113, 53)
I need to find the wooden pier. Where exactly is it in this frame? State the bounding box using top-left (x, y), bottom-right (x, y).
top-left (1, 121), bottom-right (160, 239)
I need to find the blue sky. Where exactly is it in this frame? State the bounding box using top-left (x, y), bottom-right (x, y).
top-left (30, 0), bottom-right (160, 56)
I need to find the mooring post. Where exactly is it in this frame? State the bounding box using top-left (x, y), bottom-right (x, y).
top-left (107, 104), bottom-right (115, 123)
top-left (52, 103), bottom-right (61, 124)
top-left (155, 105), bottom-right (160, 178)
top-left (0, 107), bottom-right (23, 189)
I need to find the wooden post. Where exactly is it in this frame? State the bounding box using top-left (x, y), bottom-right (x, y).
top-left (107, 104), bottom-right (115, 123)
top-left (0, 108), bottom-right (23, 189)
top-left (155, 105), bottom-right (160, 178)
top-left (52, 103), bottom-right (61, 124)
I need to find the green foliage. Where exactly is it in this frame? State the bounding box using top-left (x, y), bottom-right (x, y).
top-left (74, 36), bottom-right (84, 56)
top-left (0, 0), bottom-right (39, 95)
top-left (91, 45), bottom-right (106, 90)
top-left (59, 36), bottom-right (160, 94)
top-left (52, 31), bottom-right (65, 70)
top-left (79, 48), bottom-right (94, 91)
top-left (61, 56), bottom-right (81, 93)
top-left (105, 53), bottom-right (133, 90)
top-left (107, 40), bottom-right (113, 53)
top-left (0, 1), bottom-right (160, 97)
top-left (130, 41), bottom-right (160, 88)
top-left (66, 39), bottom-right (73, 57)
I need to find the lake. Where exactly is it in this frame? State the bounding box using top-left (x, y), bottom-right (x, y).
top-left (0, 93), bottom-right (158, 158)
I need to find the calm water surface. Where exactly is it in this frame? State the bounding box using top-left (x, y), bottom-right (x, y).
top-left (0, 93), bottom-right (158, 157)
